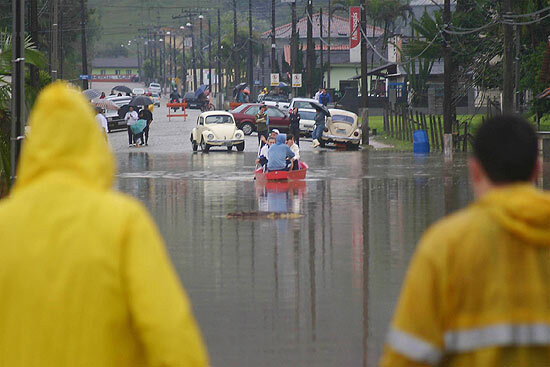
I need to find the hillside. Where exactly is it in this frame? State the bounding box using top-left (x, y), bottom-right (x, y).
top-left (90, 0), bottom-right (331, 55)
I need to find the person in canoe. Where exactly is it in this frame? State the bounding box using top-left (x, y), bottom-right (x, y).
top-left (267, 133), bottom-right (295, 172)
top-left (285, 133), bottom-right (300, 170)
top-left (256, 136), bottom-right (276, 170)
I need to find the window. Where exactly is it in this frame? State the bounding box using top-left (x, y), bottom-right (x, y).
top-left (100, 69), bottom-right (106, 75)
top-left (115, 70), bottom-right (121, 75)
top-left (205, 115), bottom-right (233, 124)
top-left (245, 106), bottom-right (260, 116)
top-left (331, 115), bottom-right (355, 125)
top-left (198, 117), bottom-right (204, 125)
top-left (266, 107), bottom-right (284, 117)
top-left (126, 69), bottom-right (132, 75)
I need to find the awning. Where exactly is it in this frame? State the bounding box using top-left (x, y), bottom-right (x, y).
top-left (351, 63), bottom-right (397, 79)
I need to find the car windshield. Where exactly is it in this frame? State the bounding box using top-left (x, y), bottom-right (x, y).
top-left (205, 115), bottom-right (233, 124)
top-left (294, 101), bottom-right (315, 109)
top-left (231, 104), bottom-right (248, 113)
top-left (264, 95), bottom-right (288, 102)
top-left (298, 111), bottom-right (317, 120)
top-left (331, 115), bottom-right (355, 125)
top-left (150, 83), bottom-right (160, 88)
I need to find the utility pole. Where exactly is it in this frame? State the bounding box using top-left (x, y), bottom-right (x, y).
top-left (199, 15), bottom-right (204, 85)
top-left (29, 0), bottom-right (39, 89)
top-left (291, 0), bottom-right (297, 96)
top-left (182, 26), bottom-right (187, 92)
top-left (306, 0), bottom-right (314, 96)
top-left (360, 0), bottom-right (369, 145)
top-left (209, 18), bottom-right (213, 94)
top-left (261, 43), bottom-right (266, 87)
top-left (217, 8), bottom-right (222, 107)
top-left (328, 0), bottom-right (331, 89)
top-left (11, 0), bottom-right (25, 182)
top-left (162, 34), bottom-right (166, 92)
top-left (320, 7), bottom-right (324, 87)
top-left (153, 31), bottom-right (157, 82)
top-left (271, 0), bottom-right (276, 73)
top-left (173, 33), bottom-right (177, 79)
top-left (514, 25), bottom-right (521, 113)
top-left (51, 0), bottom-right (58, 81)
top-left (59, 0), bottom-right (64, 79)
top-left (443, 0), bottom-right (453, 155)
top-left (168, 32), bottom-right (172, 83)
top-left (80, 0), bottom-right (89, 89)
top-left (248, 0), bottom-right (254, 98)
top-left (233, 0), bottom-right (239, 84)
top-left (502, 0), bottom-right (514, 114)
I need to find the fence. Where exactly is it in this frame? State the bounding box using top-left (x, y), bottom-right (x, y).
top-left (383, 105), bottom-right (473, 152)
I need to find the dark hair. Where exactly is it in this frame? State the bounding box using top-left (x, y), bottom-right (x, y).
top-left (286, 133), bottom-right (294, 141)
top-left (473, 114), bottom-right (538, 183)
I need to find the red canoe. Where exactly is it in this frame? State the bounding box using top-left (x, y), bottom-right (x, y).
top-left (255, 162), bottom-right (308, 181)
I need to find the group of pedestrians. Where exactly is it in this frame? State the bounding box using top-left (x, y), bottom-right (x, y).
top-left (1, 81), bottom-right (550, 367)
top-left (124, 105), bottom-right (153, 148)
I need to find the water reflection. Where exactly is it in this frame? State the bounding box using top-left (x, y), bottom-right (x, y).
top-left (116, 150), bottom-right (477, 366)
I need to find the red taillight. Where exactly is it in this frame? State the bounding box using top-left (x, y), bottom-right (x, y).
top-left (324, 128), bottom-right (329, 132)
top-left (353, 131), bottom-right (359, 136)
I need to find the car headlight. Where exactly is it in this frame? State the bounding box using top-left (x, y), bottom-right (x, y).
top-left (207, 133), bottom-right (215, 140)
top-left (235, 132), bottom-right (243, 139)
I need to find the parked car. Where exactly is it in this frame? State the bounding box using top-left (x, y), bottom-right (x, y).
top-left (182, 92), bottom-right (203, 109)
top-left (148, 82), bottom-right (161, 95)
top-left (148, 92), bottom-right (161, 107)
top-left (321, 109), bottom-right (361, 149)
top-left (104, 95), bottom-right (132, 132)
top-left (190, 111), bottom-right (245, 152)
top-left (262, 94), bottom-right (290, 109)
top-left (132, 88), bottom-right (145, 96)
top-left (230, 103), bottom-right (290, 135)
top-left (288, 98), bottom-right (318, 135)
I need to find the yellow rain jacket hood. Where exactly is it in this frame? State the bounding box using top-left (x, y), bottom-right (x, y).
top-left (0, 82), bottom-right (208, 367)
top-left (381, 184), bottom-right (550, 367)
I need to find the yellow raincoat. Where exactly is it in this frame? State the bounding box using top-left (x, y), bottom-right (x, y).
top-left (381, 184), bottom-right (550, 367)
top-left (0, 82), bottom-right (209, 367)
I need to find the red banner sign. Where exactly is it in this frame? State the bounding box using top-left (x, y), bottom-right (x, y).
top-left (349, 7), bottom-right (361, 63)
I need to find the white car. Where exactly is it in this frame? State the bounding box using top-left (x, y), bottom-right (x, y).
top-left (104, 95), bottom-right (132, 132)
top-left (132, 88), bottom-right (145, 95)
top-left (289, 98), bottom-right (318, 134)
top-left (190, 111), bottom-right (245, 152)
top-left (148, 83), bottom-right (161, 95)
top-left (262, 94), bottom-right (290, 110)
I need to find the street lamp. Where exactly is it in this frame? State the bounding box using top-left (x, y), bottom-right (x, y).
top-left (187, 21), bottom-right (197, 91)
top-left (199, 15), bottom-right (204, 85)
top-left (180, 26), bottom-right (187, 92)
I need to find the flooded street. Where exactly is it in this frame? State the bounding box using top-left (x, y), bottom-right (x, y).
top-left (116, 150), bottom-right (473, 366)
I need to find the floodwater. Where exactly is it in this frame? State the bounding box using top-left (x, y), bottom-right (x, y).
top-left (115, 150), bottom-right (495, 366)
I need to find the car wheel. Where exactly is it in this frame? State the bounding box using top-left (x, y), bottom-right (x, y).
top-left (227, 146), bottom-right (233, 151)
top-left (241, 122), bottom-right (254, 135)
top-left (236, 142), bottom-right (245, 152)
top-left (200, 139), bottom-right (210, 153)
top-left (191, 136), bottom-right (198, 151)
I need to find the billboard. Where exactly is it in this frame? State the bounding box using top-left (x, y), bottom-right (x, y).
top-left (349, 6), bottom-right (361, 63)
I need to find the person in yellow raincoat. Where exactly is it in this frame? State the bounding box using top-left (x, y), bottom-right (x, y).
top-left (0, 82), bottom-right (209, 367)
top-left (381, 115), bottom-right (550, 367)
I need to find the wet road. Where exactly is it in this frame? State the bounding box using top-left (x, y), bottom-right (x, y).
top-left (116, 150), bottom-right (473, 366)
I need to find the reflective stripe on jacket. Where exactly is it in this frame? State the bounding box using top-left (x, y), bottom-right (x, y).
top-left (381, 184), bottom-right (550, 367)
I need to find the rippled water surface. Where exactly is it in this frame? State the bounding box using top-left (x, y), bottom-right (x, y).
top-left (116, 150), bottom-right (543, 366)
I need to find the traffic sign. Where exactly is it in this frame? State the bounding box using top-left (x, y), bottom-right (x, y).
top-left (270, 73), bottom-right (280, 87)
top-left (292, 73), bottom-right (302, 88)
top-left (79, 74), bottom-right (91, 80)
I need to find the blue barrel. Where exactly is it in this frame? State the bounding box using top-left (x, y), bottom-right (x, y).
top-left (413, 130), bottom-right (430, 154)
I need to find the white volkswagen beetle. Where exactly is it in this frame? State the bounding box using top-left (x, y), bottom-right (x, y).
top-left (320, 109), bottom-right (361, 149)
top-left (190, 111), bottom-right (245, 152)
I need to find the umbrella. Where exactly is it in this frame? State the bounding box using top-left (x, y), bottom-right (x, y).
top-left (118, 104), bottom-right (131, 119)
top-left (111, 85), bottom-right (132, 94)
top-left (232, 82), bottom-right (247, 97)
top-left (309, 101), bottom-right (331, 117)
top-left (129, 95), bottom-right (153, 107)
top-left (82, 89), bottom-right (101, 100)
top-left (91, 99), bottom-right (119, 110)
top-left (278, 82), bottom-right (289, 88)
top-left (195, 84), bottom-right (207, 98)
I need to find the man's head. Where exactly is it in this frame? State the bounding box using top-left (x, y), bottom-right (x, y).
top-left (268, 136), bottom-right (276, 146)
top-left (271, 129), bottom-right (280, 138)
top-left (260, 105), bottom-right (267, 112)
top-left (469, 114), bottom-right (539, 198)
top-left (128, 106), bottom-right (134, 112)
top-left (286, 133), bottom-right (294, 146)
top-left (322, 88), bottom-right (327, 94)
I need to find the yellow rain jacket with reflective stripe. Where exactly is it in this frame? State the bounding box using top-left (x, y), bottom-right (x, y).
top-left (381, 184), bottom-right (550, 367)
top-left (0, 82), bottom-right (209, 367)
